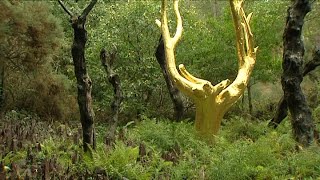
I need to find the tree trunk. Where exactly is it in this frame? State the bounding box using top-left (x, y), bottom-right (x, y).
top-left (269, 96), bottom-right (288, 128)
top-left (100, 48), bottom-right (123, 145)
top-left (194, 96), bottom-right (224, 139)
top-left (269, 47), bottom-right (320, 128)
top-left (72, 20), bottom-right (95, 151)
top-left (155, 35), bottom-right (184, 121)
top-left (58, 0), bottom-right (97, 152)
top-left (247, 83), bottom-right (253, 117)
top-left (281, 0), bottom-right (314, 146)
top-left (0, 62), bottom-right (4, 112)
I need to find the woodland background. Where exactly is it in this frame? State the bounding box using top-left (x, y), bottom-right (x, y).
top-left (1, 0), bottom-right (320, 179)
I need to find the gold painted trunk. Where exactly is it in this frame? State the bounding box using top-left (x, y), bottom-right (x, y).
top-left (194, 97), bottom-right (224, 138)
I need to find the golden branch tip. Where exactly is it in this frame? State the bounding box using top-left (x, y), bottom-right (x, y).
top-left (155, 19), bottom-right (161, 28)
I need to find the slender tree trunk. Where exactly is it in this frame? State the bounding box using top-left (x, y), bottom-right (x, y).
top-left (155, 35), bottom-right (184, 121)
top-left (100, 48), bottom-right (123, 145)
top-left (241, 92), bottom-right (245, 111)
top-left (58, 0), bottom-right (97, 152)
top-left (269, 47), bottom-right (320, 128)
top-left (247, 83), bottom-right (253, 117)
top-left (0, 62), bottom-right (5, 111)
top-left (72, 21), bottom-right (95, 151)
top-left (269, 96), bottom-right (288, 128)
top-left (281, 0), bottom-right (314, 146)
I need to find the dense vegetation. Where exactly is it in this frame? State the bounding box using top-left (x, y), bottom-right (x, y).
top-left (2, 112), bottom-right (320, 179)
top-left (1, 0), bottom-right (320, 179)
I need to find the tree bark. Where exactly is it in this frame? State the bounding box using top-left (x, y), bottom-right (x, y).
top-left (155, 35), bottom-right (184, 121)
top-left (58, 0), bottom-right (97, 152)
top-left (269, 96), bottom-right (288, 128)
top-left (100, 48), bottom-right (123, 145)
top-left (269, 47), bottom-right (320, 128)
top-left (281, 0), bottom-right (314, 146)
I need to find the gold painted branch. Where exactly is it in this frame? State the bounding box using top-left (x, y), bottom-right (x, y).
top-left (219, 0), bottom-right (258, 110)
top-left (158, 0), bottom-right (257, 137)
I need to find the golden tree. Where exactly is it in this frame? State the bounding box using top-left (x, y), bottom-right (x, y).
top-left (156, 0), bottom-right (257, 138)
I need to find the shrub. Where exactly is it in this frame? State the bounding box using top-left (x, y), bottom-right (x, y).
top-left (12, 71), bottom-right (78, 121)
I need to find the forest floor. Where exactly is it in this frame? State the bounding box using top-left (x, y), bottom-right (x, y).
top-left (1, 111), bottom-right (320, 179)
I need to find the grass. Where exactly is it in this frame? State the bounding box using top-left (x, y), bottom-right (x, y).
top-left (1, 111), bottom-right (320, 179)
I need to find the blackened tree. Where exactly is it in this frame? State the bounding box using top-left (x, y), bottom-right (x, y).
top-left (280, 0), bottom-right (315, 147)
top-left (58, 0), bottom-right (97, 151)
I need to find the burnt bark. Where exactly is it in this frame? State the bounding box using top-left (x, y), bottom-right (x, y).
top-left (280, 0), bottom-right (314, 146)
top-left (269, 47), bottom-right (320, 128)
top-left (155, 35), bottom-right (184, 121)
top-left (58, 0), bottom-right (97, 152)
top-left (100, 48), bottom-right (123, 145)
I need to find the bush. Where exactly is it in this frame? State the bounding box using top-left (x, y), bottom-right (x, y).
top-left (11, 71), bottom-right (78, 121)
top-left (221, 116), bottom-right (269, 142)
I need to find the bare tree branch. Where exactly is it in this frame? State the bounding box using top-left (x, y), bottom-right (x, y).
top-left (81, 0), bottom-right (98, 19)
top-left (229, 0), bottom-right (245, 64)
top-left (303, 47), bottom-right (320, 76)
top-left (172, 0), bottom-right (183, 46)
top-left (58, 0), bottom-right (73, 17)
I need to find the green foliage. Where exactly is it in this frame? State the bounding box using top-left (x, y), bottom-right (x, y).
top-left (65, 0), bottom-right (169, 118)
top-left (2, 115), bottom-right (320, 179)
top-left (176, 4), bottom-right (238, 84)
top-left (0, 0), bottom-right (78, 121)
top-left (0, 0), bottom-right (63, 70)
top-left (288, 145), bottom-right (320, 178)
top-left (2, 0), bottom-right (320, 178)
top-left (247, 0), bottom-right (288, 82)
top-left (83, 141), bottom-right (152, 179)
top-left (13, 70), bottom-right (78, 121)
top-left (221, 116), bottom-right (270, 142)
top-left (50, 0), bottom-right (301, 120)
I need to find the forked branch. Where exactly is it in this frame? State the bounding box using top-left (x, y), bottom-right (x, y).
top-left (160, 0), bottom-right (183, 48)
top-left (58, 0), bottom-right (73, 17)
top-left (160, 0), bottom-right (200, 99)
top-left (81, 0), bottom-right (98, 19)
top-left (58, 0), bottom-right (98, 20)
top-left (218, 0), bottom-right (257, 109)
top-left (159, 0), bottom-right (218, 100)
top-left (159, 0), bottom-right (256, 107)
top-left (172, 0), bottom-right (183, 46)
top-left (158, 0), bottom-right (256, 136)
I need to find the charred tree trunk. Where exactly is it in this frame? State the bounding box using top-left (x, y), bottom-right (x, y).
top-left (58, 0), bottom-right (97, 152)
top-left (72, 19), bottom-right (96, 152)
top-left (100, 48), bottom-right (123, 145)
top-left (269, 47), bottom-right (320, 128)
top-left (155, 35), bottom-right (184, 121)
top-left (269, 96), bottom-right (288, 128)
top-left (281, 0), bottom-right (314, 146)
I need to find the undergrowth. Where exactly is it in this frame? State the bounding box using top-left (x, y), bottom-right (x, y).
top-left (1, 112), bottom-right (320, 179)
